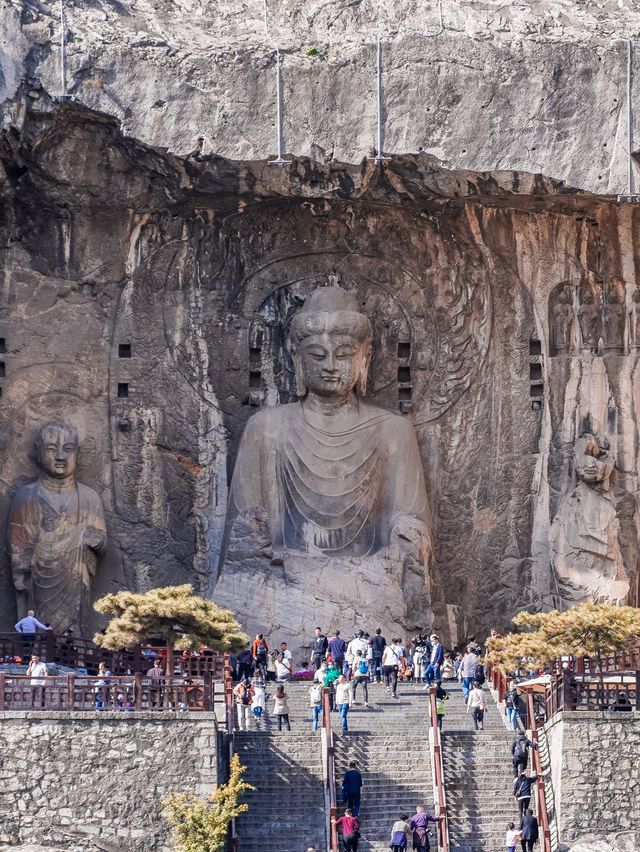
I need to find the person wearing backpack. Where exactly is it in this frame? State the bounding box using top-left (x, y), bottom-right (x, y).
top-left (352, 650), bottom-right (370, 706)
top-left (233, 676), bottom-right (254, 731)
top-left (435, 684), bottom-right (448, 730)
top-left (511, 732), bottom-right (538, 778)
top-left (309, 681), bottom-right (323, 732)
top-left (251, 633), bottom-right (269, 679)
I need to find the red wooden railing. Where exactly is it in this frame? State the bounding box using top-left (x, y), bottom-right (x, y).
top-left (222, 652), bottom-right (238, 852)
top-left (428, 687), bottom-right (449, 851)
top-left (525, 691), bottom-right (552, 852)
top-left (0, 672), bottom-right (220, 711)
top-left (322, 687), bottom-right (339, 852)
top-left (0, 632), bottom-right (225, 677)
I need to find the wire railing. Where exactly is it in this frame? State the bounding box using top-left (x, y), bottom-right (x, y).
top-left (428, 686), bottom-right (449, 851)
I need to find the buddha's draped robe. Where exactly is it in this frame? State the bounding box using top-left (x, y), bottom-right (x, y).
top-left (230, 400), bottom-right (430, 558)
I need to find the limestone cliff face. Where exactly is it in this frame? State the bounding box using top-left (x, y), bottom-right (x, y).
top-left (1, 100), bottom-right (639, 641)
top-left (2, 0), bottom-right (640, 194)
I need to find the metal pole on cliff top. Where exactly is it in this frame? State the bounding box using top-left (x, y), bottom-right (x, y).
top-left (268, 47), bottom-right (291, 166)
top-left (369, 37), bottom-right (389, 163)
top-left (59, 0), bottom-right (67, 98)
top-left (618, 38), bottom-right (639, 201)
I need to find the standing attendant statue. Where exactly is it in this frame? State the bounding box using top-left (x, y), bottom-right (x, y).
top-left (8, 422), bottom-right (107, 633)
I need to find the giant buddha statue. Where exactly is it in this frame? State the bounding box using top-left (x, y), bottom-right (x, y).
top-left (215, 286), bottom-right (434, 644)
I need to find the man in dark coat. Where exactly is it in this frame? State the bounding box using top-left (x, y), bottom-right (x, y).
top-left (511, 732), bottom-right (538, 778)
top-left (514, 772), bottom-right (537, 818)
top-left (341, 761), bottom-right (363, 817)
top-left (519, 808), bottom-right (539, 851)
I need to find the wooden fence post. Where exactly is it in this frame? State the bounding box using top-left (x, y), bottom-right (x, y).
top-left (66, 672), bottom-right (74, 710)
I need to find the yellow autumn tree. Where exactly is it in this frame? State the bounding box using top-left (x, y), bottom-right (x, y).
top-left (93, 584), bottom-right (248, 674)
top-left (164, 754), bottom-right (254, 852)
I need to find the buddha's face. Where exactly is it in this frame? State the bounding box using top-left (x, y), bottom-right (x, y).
top-left (39, 426), bottom-right (78, 479)
top-left (298, 333), bottom-right (369, 398)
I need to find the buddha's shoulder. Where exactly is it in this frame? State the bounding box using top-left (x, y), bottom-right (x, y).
top-left (360, 401), bottom-right (412, 427)
top-left (242, 403), bottom-right (301, 433)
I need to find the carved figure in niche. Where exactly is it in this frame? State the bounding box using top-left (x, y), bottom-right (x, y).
top-left (216, 286), bottom-right (433, 644)
top-left (8, 423), bottom-right (107, 633)
top-left (229, 286), bottom-right (431, 562)
top-left (631, 290), bottom-right (640, 346)
top-left (550, 285), bottom-right (575, 354)
top-left (549, 433), bottom-right (629, 605)
top-left (603, 288), bottom-right (625, 351)
top-left (578, 290), bottom-right (601, 351)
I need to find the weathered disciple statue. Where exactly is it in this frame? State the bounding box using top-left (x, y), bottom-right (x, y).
top-left (216, 286), bottom-right (433, 643)
top-left (8, 422), bottom-right (107, 633)
top-left (549, 432), bottom-right (629, 605)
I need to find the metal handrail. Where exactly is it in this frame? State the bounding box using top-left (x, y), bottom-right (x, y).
top-left (322, 687), bottom-right (339, 852)
top-left (428, 687), bottom-right (449, 851)
top-left (223, 652), bottom-right (238, 852)
top-left (526, 692), bottom-right (552, 852)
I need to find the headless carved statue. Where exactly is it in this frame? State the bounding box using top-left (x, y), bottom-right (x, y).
top-left (551, 286), bottom-right (574, 353)
top-left (216, 286), bottom-right (432, 643)
top-left (603, 290), bottom-right (625, 351)
top-left (8, 423), bottom-right (107, 633)
top-left (549, 433), bottom-right (629, 605)
top-left (578, 291), bottom-right (601, 351)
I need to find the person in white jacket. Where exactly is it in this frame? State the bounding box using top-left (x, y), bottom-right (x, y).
top-left (334, 675), bottom-right (352, 733)
top-left (466, 680), bottom-right (488, 730)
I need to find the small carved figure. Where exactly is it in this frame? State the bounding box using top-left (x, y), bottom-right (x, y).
top-left (631, 290), bottom-right (640, 346)
top-left (8, 423), bottom-right (107, 633)
top-left (603, 289), bottom-right (625, 351)
top-left (550, 433), bottom-right (629, 605)
top-left (551, 286), bottom-right (575, 354)
top-left (578, 290), bottom-right (601, 351)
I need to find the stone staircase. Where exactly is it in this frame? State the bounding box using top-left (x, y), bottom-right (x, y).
top-left (441, 681), bottom-right (520, 851)
top-left (233, 677), bottom-right (520, 852)
top-left (332, 682), bottom-right (436, 851)
top-left (235, 682), bottom-right (326, 852)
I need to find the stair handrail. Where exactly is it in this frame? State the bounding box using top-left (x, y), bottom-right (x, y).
top-left (525, 690), bottom-right (552, 852)
top-left (428, 686), bottom-right (449, 851)
top-left (322, 686), bottom-right (339, 852)
top-left (223, 652), bottom-right (238, 851)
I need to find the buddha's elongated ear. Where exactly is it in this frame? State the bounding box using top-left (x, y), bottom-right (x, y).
top-left (291, 347), bottom-right (307, 397)
top-left (355, 343), bottom-right (372, 398)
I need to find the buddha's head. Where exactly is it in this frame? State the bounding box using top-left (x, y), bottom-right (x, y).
top-left (289, 287), bottom-right (373, 400)
top-left (36, 422), bottom-right (79, 480)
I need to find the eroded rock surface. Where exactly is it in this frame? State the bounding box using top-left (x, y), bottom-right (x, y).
top-left (1, 99), bottom-right (640, 641)
top-left (2, 1), bottom-right (640, 192)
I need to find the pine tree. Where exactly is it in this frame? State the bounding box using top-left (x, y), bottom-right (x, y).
top-left (93, 584), bottom-right (248, 674)
top-left (487, 602), bottom-right (640, 706)
top-left (164, 753), bottom-right (255, 852)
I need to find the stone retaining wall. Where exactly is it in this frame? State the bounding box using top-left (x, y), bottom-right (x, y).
top-left (544, 711), bottom-right (640, 848)
top-left (0, 712), bottom-right (219, 851)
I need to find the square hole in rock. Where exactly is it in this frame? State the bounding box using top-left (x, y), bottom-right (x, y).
top-left (397, 342), bottom-right (411, 359)
top-left (530, 384), bottom-right (544, 398)
top-left (118, 343), bottom-right (132, 358)
top-left (249, 347), bottom-right (261, 365)
top-left (0, 363), bottom-right (5, 378)
top-left (0, 339), bottom-right (5, 354)
top-left (397, 366), bottom-right (411, 383)
top-left (529, 339), bottom-right (542, 356)
top-left (399, 387), bottom-right (412, 401)
top-left (530, 363), bottom-right (542, 381)
top-left (117, 383), bottom-right (129, 398)
top-left (249, 371), bottom-right (262, 389)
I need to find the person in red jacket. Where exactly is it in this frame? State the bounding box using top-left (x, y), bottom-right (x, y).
top-left (251, 633), bottom-right (269, 678)
top-left (332, 809), bottom-right (360, 851)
